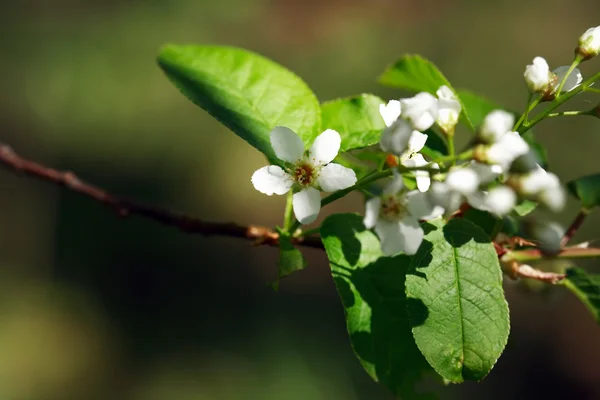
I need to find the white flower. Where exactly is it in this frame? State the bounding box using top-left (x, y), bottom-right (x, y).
top-left (403, 153), bottom-right (435, 192)
top-left (484, 131), bottom-right (530, 170)
top-left (428, 167), bottom-right (481, 214)
top-left (552, 66), bottom-right (583, 92)
top-left (436, 85), bottom-right (461, 134)
top-left (578, 26), bottom-right (600, 59)
top-left (514, 165), bottom-right (565, 212)
top-left (379, 100), bottom-right (402, 127)
top-left (251, 127), bottom-right (357, 224)
top-left (400, 92), bottom-right (439, 131)
top-left (478, 110), bottom-right (515, 143)
top-left (524, 57), bottom-right (552, 93)
top-left (380, 118), bottom-right (420, 156)
top-left (363, 173), bottom-right (440, 256)
top-left (479, 186), bottom-right (517, 216)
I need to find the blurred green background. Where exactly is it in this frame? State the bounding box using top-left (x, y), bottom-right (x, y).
top-left (1, 0), bottom-right (600, 399)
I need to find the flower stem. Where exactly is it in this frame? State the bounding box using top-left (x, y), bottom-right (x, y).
top-left (555, 55), bottom-right (583, 96)
top-left (513, 93), bottom-right (534, 131)
top-left (547, 109), bottom-right (594, 118)
top-left (283, 191), bottom-right (294, 232)
top-left (519, 70), bottom-right (600, 133)
top-left (510, 246), bottom-right (600, 263)
top-left (447, 134), bottom-right (456, 165)
top-left (296, 226), bottom-right (320, 238)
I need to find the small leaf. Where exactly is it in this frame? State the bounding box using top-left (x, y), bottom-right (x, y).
top-left (567, 173), bottom-right (600, 209)
top-left (270, 233), bottom-right (307, 291)
top-left (378, 55), bottom-right (473, 130)
top-left (513, 199), bottom-right (538, 216)
top-left (406, 218), bottom-right (510, 383)
top-left (563, 267), bottom-right (600, 323)
top-left (321, 94), bottom-right (387, 152)
top-left (158, 45), bottom-right (321, 165)
top-left (321, 214), bottom-right (436, 399)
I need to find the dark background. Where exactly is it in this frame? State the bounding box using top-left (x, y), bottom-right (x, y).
top-left (0, 1), bottom-right (599, 399)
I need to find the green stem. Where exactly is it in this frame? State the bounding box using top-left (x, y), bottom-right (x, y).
top-left (547, 109), bottom-right (594, 118)
top-left (555, 55), bottom-right (582, 96)
top-left (513, 93), bottom-right (534, 131)
top-left (283, 191), bottom-right (294, 232)
top-left (510, 247), bottom-right (600, 263)
top-left (519, 70), bottom-right (600, 133)
top-left (583, 87), bottom-right (600, 94)
top-left (447, 134), bottom-right (456, 165)
top-left (296, 226), bottom-right (320, 238)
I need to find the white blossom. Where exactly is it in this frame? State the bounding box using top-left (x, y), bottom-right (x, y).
top-left (379, 100), bottom-right (402, 127)
top-left (428, 167), bottom-right (481, 214)
top-left (477, 186), bottom-right (518, 216)
top-left (400, 92), bottom-right (439, 131)
top-left (524, 57), bottom-right (552, 93)
top-left (363, 172), bottom-right (440, 256)
top-left (514, 165), bottom-right (566, 212)
top-left (380, 118), bottom-right (419, 156)
top-left (436, 85), bottom-right (461, 133)
top-left (252, 127), bottom-right (357, 224)
top-left (578, 26), bottom-right (600, 59)
top-left (484, 131), bottom-right (530, 170)
top-left (478, 110), bottom-right (515, 143)
top-left (552, 66), bottom-right (583, 92)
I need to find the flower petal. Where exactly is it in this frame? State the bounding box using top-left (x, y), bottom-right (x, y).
top-left (402, 154), bottom-right (430, 192)
top-left (292, 187), bottom-right (321, 225)
top-left (379, 100), bottom-right (402, 127)
top-left (376, 217), bottom-right (423, 256)
top-left (485, 185), bottom-right (517, 216)
top-left (428, 182), bottom-right (463, 214)
top-left (380, 119), bottom-right (414, 155)
top-left (479, 110), bottom-right (515, 143)
top-left (446, 167), bottom-right (480, 195)
top-left (383, 170), bottom-right (405, 196)
top-left (269, 126), bottom-right (305, 163)
top-left (251, 165), bottom-right (293, 196)
top-left (406, 131), bottom-right (428, 153)
top-left (553, 66), bottom-right (583, 92)
top-left (406, 190), bottom-right (441, 220)
top-left (363, 197), bottom-right (382, 229)
top-left (317, 163), bottom-right (357, 192)
top-left (400, 92), bottom-right (439, 131)
top-left (310, 129), bottom-right (341, 165)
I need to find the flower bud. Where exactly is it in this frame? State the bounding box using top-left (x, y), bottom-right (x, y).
top-left (524, 57), bottom-right (552, 93)
top-left (435, 86), bottom-right (461, 135)
top-left (577, 26), bottom-right (600, 60)
top-left (478, 110), bottom-right (515, 143)
top-left (475, 132), bottom-right (529, 170)
top-left (523, 219), bottom-right (564, 255)
top-left (400, 92), bottom-right (439, 131)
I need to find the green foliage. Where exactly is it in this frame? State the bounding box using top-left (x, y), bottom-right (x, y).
top-left (567, 173), bottom-right (600, 209)
top-left (405, 219), bottom-right (510, 383)
top-left (278, 233), bottom-right (307, 278)
top-left (462, 208), bottom-right (499, 238)
top-left (563, 267), bottom-right (600, 323)
top-left (158, 45), bottom-right (321, 165)
top-left (456, 90), bottom-right (498, 128)
top-left (321, 214), bottom-right (436, 399)
top-left (321, 94), bottom-right (387, 152)
top-left (513, 200), bottom-right (538, 216)
top-left (378, 55), bottom-right (474, 130)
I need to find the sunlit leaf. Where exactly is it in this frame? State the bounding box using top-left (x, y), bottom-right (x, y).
top-left (563, 267), bottom-right (600, 323)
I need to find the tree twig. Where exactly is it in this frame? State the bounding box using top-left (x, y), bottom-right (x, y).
top-left (561, 208), bottom-right (590, 248)
top-left (0, 143), bottom-right (323, 249)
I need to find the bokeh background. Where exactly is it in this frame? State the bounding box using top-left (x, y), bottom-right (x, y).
top-left (1, 0), bottom-right (600, 399)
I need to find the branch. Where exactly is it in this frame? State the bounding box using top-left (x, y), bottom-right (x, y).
top-left (0, 143), bottom-right (323, 249)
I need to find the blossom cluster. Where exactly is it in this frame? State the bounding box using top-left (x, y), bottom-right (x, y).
top-left (251, 25), bottom-right (600, 257)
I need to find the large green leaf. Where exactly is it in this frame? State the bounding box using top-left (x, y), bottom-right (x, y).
top-left (567, 173), bottom-right (600, 209)
top-left (321, 214), bottom-right (435, 399)
top-left (321, 94), bottom-right (386, 152)
top-left (563, 267), bottom-right (600, 323)
top-left (378, 55), bottom-right (474, 130)
top-left (158, 45), bottom-right (321, 165)
top-left (405, 218), bottom-right (510, 383)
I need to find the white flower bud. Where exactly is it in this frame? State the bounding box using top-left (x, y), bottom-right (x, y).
top-left (479, 110), bottom-right (515, 143)
top-left (436, 85), bottom-right (461, 134)
top-left (400, 92), bottom-right (439, 131)
top-left (485, 185), bottom-right (517, 216)
top-left (485, 132), bottom-right (530, 170)
top-left (524, 57), bottom-right (552, 93)
top-left (578, 26), bottom-right (600, 59)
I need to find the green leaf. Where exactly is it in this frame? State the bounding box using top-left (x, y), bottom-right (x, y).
top-left (321, 94), bottom-right (386, 152)
top-left (405, 218), bottom-right (510, 383)
top-left (158, 45), bottom-right (321, 165)
top-left (378, 55), bottom-right (473, 130)
top-left (567, 173), bottom-right (600, 209)
top-left (321, 214), bottom-right (436, 399)
top-left (456, 90), bottom-right (499, 128)
top-left (462, 208), bottom-right (499, 238)
top-left (421, 129), bottom-right (448, 159)
top-left (269, 233), bottom-right (307, 291)
top-left (513, 200), bottom-right (538, 216)
top-left (563, 267), bottom-right (600, 323)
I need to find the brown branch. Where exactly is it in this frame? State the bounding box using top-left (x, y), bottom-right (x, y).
top-left (0, 143), bottom-right (323, 249)
top-left (561, 209), bottom-right (591, 248)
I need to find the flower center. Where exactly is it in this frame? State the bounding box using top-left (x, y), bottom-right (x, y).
top-left (293, 161), bottom-right (316, 187)
top-left (380, 194), bottom-right (407, 221)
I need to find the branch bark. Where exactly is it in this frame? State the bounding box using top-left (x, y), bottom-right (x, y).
top-left (0, 143), bottom-right (323, 249)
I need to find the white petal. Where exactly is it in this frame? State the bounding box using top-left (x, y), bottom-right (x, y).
top-left (486, 132), bottom-right (530, 170)
top-left (428, 182), bottom-right (463, 214)
top-left (553, 66), bottom-right (583, 92)
top-left (446, 168), bottom-right (480, 195)
top-left (402, 154), bottom-right (430, 192)
top-left (479, 110), bottom-right (515, 143)
top-left (380, 119), bottom-right (414, 155)
top-left (375, 217), bottom-right (424, 256)
top-left (363, 197), bottom-right (382, 229)
top-left (436, 85), bottom-right (457, 101)
top-left (379, 100), bottom-right (402, 127)
top-left (382, 170), bottom-right (405, 196)
top-left (485, 186), bottom-right (517, 216)
top-left (269, 126), bottom-right (305, 163)
top-left (406, 191), bottom-right (438, 219)
top-left (537, 173), bottom-right (565, 212)
top-left (466, 191), bottom-right (489, 211)
top-left (292, 187), bottom-right (321, 225)
top-left (310, 129), bottom-right (341, 166)
top-left (519, 165), bottom-right (550, 196)
top-left (400, 92), bottom-right (439, 131)
top-left (579, 26), bottom-right (600, 56)
top-left (251, 165), bottom-right (293, 195)
top-left (406, 131), bottom-right (428, 153)
top-left (469, 162), bottom-right (502, 185)
top-left (317, 163), bottom-right (357, 192)
top-left (524, 57), bottom-right (551, 93)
